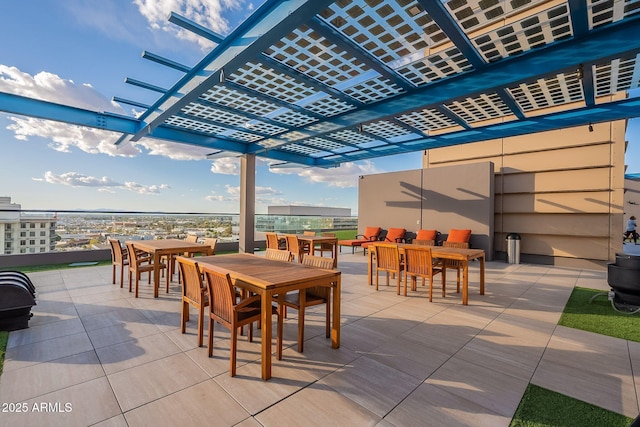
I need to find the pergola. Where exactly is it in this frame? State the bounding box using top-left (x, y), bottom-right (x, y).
top-left (1, 0), bottom-right (640, 251)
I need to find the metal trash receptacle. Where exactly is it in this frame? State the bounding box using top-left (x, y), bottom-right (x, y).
top-left (506, 233), bottom-right (521, 264)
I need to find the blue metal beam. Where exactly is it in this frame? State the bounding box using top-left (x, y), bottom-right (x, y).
top-left (582, 63), bottom-right (596, 106)
top-left (436, 106), bottom-right (472, 130)
top-left (0, 91), bottom-right (140, 134)
top-left (141, 51), bottom-right (191, 73)
top-left (307, 16), bottom-right (413, 91)
top-left (416, 0), bottom-right (485, 68)
top-left (223, 80), bottom-right (325, 121)
top-left (568, 0), bottom-right (590, 37)
top-left (124, 77), bottom-right (168, 93)
top-left (132, 0), bottom-right (336, 142)
top-left (167, 12), bottom-right (225, 43)
top-left (150, 126), bottom-right (332, 166)
top-left (316, 97), bottom-right (640, 164)
top-left (293, 15), bottom-right (640, 137)
top-left (112, 97), bottom-right (150, 110)
top-left (257, 53), bottom-right (364, 107)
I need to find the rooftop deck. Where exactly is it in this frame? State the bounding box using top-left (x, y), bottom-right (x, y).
top-left (1, 251), bottom-right (638, 426)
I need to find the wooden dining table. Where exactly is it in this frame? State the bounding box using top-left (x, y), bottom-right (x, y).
top-left (367, 243), bottom-right (485, 305)
top-left (296, 234), bottom-right (339, 267)
top-left (126, 239), bottom-right (212, 298)
top-left (196, 253), bottom-right (341, 380)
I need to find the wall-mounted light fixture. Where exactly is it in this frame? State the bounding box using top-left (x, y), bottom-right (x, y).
top-left (219, 69), bottom-right (225, 83)
top-left (358, 123), bottom-right (363, 133)
top-left (588, 123), bottom-right (593, 132)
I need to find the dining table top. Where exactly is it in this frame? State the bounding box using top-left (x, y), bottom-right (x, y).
top-left (127, 238), bottom-right (209, 252)
top-left (196, 253), bottom-right (340, 291)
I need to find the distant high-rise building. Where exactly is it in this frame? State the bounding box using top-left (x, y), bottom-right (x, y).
top-left (0, 197), bottom-right (57, 254)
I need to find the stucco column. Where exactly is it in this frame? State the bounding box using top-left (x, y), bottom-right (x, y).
top-left (239, 153), bottom-right (255, 253)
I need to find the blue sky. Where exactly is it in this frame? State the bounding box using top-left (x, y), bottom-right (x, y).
top-left (0, 0), bottom-right (637, 214)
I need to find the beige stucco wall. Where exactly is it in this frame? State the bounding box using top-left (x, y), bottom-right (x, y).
top-left (358, 162), bottom-right (494, 259)
top-left (423, 120), bottom-right (627, 269)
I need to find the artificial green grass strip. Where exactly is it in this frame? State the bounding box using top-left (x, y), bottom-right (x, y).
top-left (0, 260), bottom-right (112, 274)
top-left (0, 331), bottom-right (8, 376)
top-left (510, 384), bottom-right (632, 427)
top-left (559, 287), bottom-right (640, 342)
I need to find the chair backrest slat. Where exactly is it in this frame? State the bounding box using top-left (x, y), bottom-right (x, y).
top-left (265, 248), bottom-right (293, 262)
top-left (404, 246), bottom-right (434, 275)
top-left (109, 239), bottom-right (126, 263)
top-left (265, 232), bottom-right (280, 250)
top-left (302, 255), bottom-right (333, 270)
top-left (375, 244), bottom-right (400, 270)
top-left (203, 266), bottom-right (235, 324)
top-left (177, 257), bottom-right (205, 303)
top-left (442, 241), bottom-right (469, 249)
top-left (285, 235), bottom-right (300, 253)
top-left (185, 234), bottom-right (198, 243)
top-left (301, 255), bottom-right (333, 298)
top-left (203, 238), bottom-right (217, 255)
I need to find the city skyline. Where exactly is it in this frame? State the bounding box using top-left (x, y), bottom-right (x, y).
top-left (1, 1), bottom-right (638, 215)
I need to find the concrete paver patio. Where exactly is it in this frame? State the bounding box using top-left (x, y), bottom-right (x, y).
top-left (1, 251), bottom-right (638, 426)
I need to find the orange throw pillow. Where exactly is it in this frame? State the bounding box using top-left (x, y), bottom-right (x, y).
top-left (447, 229), bottom-right (471, 243)
top-left (416, 229), bottom-right (437, 241)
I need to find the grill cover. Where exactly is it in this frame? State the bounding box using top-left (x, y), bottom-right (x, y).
top-left (0, 271), bottom-right (36, 331)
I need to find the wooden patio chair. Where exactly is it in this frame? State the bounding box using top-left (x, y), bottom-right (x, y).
top-left (374, 243), bottom-right (404, 294)
top-left (314, 232), bottom-right (336, 257)
top-left (265, 248), bottom-right (293, 262)
top-left (185, 234), bottom-right (199, 243)
top-left (274, 255), bottom-right (333, 352)
top-left (285, 234), bottom-right (308, 263)
top-left (437, 229), bottom-right (471, 293)
top-left (266, 232), bottom-right (286, 250)
top-left (403, 245), bottom-right (445, 301)
top-left (202, 264), bottom-right (282, 377)
top-left (203, 237), bottom-right (217, 255)
top-left (125, 242), bottom-right (166, 298)
top-left (176, 256), bottom-right (209, 347)
top-left (109, 239), bottom-right (129, 288)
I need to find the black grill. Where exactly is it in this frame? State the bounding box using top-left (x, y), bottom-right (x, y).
top-left (607, 254), bottom-right (640, 307)
top-left (0, 271), bottom-right (36, 331)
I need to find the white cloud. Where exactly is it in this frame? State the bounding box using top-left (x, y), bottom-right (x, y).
top-left (269, 160), bottom-right (380, 188)
top-left (7, 116), bottom-right (140, 157)
top-left (133, 0), bottom-right (245, 49)
top-left (36, 171), bottom-right (169, 195)
top-left (134, 139), bottom-right (211, 160)
top-left (206, 183), bottom-right (282, 204)
top-left (210, 157), bottom-right (240, 174)
top-left (0, 65), bottom-right (120, 113)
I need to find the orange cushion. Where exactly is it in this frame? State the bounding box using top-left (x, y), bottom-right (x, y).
top-left (363, 226), bottom-right (381, 240)
top-left (416, 229), bottom-right (437, 241)
top-left (385, 228), bottom-right (406, 242)
top-left (447, 229), bottom-right (471, 243)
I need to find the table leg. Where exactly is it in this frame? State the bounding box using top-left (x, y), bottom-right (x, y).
top-left (479, 255), bottom-right (485, 295)
top-left (261, 289), bottom-right (273, 380)
top-left (332, 275), bottom-right (341, 348)
top-left (462, 261), bottom-right (469, 305)
top-left (367, 249), bottom-right (373, 285)
top-left (298, 289), bottom-right (306, 352)
top-left (153, 252), bottom-right (161, 298)
top-left (332, 240), bottom-right (338, 268)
